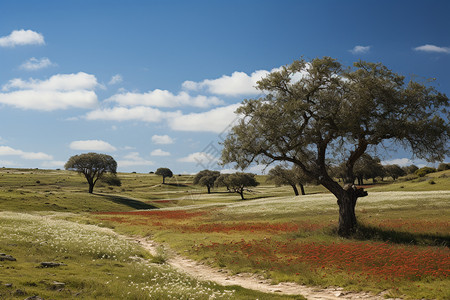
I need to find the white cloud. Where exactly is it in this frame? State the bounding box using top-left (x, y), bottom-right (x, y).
top-left (69, 140), bottom-right (117, 152)
top-left (413, 44), bottom-right (450, 54)
top-left (85, 106), bottom-right (176, 122)
top-left (20, 57), bottom-right (54, 71)
top-left (151, 134), bottom-right (174, 145)
top-left (350, 45), bottom-right (371, 54)
top-left (118, 152), bottom-right (154, 168)
top-left (0, 29), bottom-right (45, 47)
top-left (0, 72), bottom-right (99, 111)
top-left (107, 89), bottom-right (223, 108)
top-left (0, 146), bottom-right (52, 160)
top-left (178, 152), bottom-right (218, 164)
top-left (108, 74), bottom-right (123, 85)
top-left (168, 103), bottom-right (240, 133)
top-left (182, 69), bottom-right (276, 96)
top-left (151, 149), bottom-right (171, 156)
top-left (0, 90), bottom-right (97, 111)
top-left (2, 72), bottom-right (99, 91)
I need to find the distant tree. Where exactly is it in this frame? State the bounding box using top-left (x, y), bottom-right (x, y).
top-left (155, 167), bottom-right (173, 184)
top-left (221, 57), bottom-right (449, 236)
top-left (402, 164), bottom-right (419, 175)
top-left (354, 154), bottom-right (384, 184)
top-left (267, 166), bottom-right (299, 195)
top-left (193, 170), bottom-right (221, 194)
top-left (65, 152), bottom-right (117, 193)
top-left (215, 172), bottom-right (259, 200)
top-left (383, 164), bottom-right (405, 181)
top-left (437, 162), bottom-right (450, 171)
top-left (415, 167), bottom-right (437, 177)
top-left (215, 174), bottom-right (231, 191)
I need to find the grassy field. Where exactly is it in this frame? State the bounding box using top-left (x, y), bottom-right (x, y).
top-left (0, 167), bottom-right (449, 299)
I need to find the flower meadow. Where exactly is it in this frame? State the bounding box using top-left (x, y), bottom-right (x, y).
top-left (92, 191), bottom-right (450, 299)
top-left (0, 212), bottom-right (240, 299)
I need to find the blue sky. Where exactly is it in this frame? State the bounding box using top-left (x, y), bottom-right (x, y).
top-left (0, 0), bottom-right (449, 174)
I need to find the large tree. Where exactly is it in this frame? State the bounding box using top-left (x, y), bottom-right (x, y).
top-left (65, 152), bottom-right (117, 193)
top-left (155, 167), bottom-right (173, 184)
top-left (193, 170), bottom-right (221, 194)
top-left (221, 57), bottom-right (449, 237)
top-left (215, 172), bottom-right (259, 200)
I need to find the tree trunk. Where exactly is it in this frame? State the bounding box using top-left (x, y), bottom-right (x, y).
top-left (88, 183), bottom-right (94, 194)
top-left (207, 186), bottom-right (211, 194)
top-left (337, 184), bottom-right (368, 236)
top-left (290, 184), bottom-right (299, 196)
top-left (239, 190), bottom-right (245, 200)
top-left (299, 183), bottom-right (306, 195)
top-left (162, 176), bottom-right (165, 184)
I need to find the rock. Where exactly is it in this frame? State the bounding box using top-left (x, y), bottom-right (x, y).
top-left (50, 281), bottom-right (65, 290)
top-left (39, 262), bottom-right (67, 268)
top-left (0, 253), bottom-right (16, 261)
top-left (4, 283), bottom-right (13, 288)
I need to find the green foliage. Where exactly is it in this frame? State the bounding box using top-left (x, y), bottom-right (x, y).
top-left (221, 57), bottom-right (449, 236)
top-left (437, 162), bottom-right (450, 171)
top-left (402, 164), bottom-right (419, 175)
top-left (65, 152), bottom-right (117, 193)
top-left (383, 164), bottom-right (405, 181)
top-left (415, 166), bottom-right (437, 177)
top-left (193, 170), bottom-right (221, 193)
top-left (100, 173), bottom-right (122, 186)
top-left (154, 167), bottom-right (173, 184)
top-left (215, 172), bottom-right (259, 200)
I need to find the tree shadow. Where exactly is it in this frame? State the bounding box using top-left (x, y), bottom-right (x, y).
top-left (163, 183), bottom-right (189, 187)
top-left (351, 223), bottom-right (449, 247)
top-left (95, 193), bottom-right (157, 210)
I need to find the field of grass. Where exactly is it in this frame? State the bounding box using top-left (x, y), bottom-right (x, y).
top-left (0, 167), bottom-right (449, 299)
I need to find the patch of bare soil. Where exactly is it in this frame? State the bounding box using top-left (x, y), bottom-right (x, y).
top-left (132, 237), bottom-right (398, 300)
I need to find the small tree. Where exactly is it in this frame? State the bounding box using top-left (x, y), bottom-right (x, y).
top-left (65, 152), bottom-right (117, 193)
top-left (193, 170), bottom-right (221, 194)
top-left (215, 172), bottom-right (259, 200)
top-left (354, 154), bottom-right (384, 184)
top-left (155, 167), bottom-right (173, 184)
top-left (402, 164), bottom-right (419, 175)
top-left (383, 164), bottom-right (405, 181)
top-left (267, 165), bottom-right (301, 196)
top-left (215, 174), bottom-right (231, 191)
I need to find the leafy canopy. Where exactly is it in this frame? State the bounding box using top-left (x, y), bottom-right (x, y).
top-left (65, 152), bottom-right (117, 193)
top-left (222, 57), bottom-right (449, 188)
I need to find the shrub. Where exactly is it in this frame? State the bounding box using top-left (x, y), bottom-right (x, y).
top-left (415, 167), bottom-right (436, 177)
top-left (100, 174), bottom-right (122, 186)
top-left (437, 162), bottom-right (450, 171)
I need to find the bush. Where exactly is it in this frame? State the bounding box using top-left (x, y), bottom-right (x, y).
top-left (437, 162), bottom-right (450, 171)
top-left (415, 167), bottom-right (436, 177)
top-left (100, 174), bottom-right (122, 186)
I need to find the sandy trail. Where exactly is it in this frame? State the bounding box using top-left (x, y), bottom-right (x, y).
top-left (132, 236), bottom-right (394, 300)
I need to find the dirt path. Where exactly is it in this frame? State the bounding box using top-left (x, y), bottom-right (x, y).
top-left (132, 237), bottom-right (394, 300)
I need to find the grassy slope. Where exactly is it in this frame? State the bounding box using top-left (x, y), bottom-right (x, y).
top-left (0, 168), bottom-right (449, 299)
top-left (0, 169), bottom-right (303, 300)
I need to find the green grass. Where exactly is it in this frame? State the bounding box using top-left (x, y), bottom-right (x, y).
top-left (0, 211), bottom-right (301, 300)
top-left (0, 167), bottom-right (449, 299)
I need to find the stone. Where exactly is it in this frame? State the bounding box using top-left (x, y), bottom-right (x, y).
top-left (0, 253), bottom-right (16, 261)
top-left (39, 262), bottom-right (67, 268)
